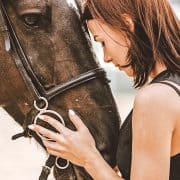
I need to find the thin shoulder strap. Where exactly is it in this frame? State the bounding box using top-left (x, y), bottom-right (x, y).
top-left (157, 81), bottom-right (180, 96)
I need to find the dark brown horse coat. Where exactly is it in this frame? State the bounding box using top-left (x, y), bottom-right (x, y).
top-left (0, 0), bottom-right (121, 179)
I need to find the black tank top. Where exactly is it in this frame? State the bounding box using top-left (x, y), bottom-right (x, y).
top-left (116, 70), bottom-right (180, 180)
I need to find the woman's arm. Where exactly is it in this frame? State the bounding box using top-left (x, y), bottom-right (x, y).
top-left (28, 83), bottom-right (177, 179)
top-left (84, 149), bottom-right (122, 180)
top-left (28, 110), bottom-right (123, 180)
top-left (131, 84), bottom-right (175, 180)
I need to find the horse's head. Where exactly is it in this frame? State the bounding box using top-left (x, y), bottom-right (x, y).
top-left (0, 0), bottom-right (120, 179)
top-left (0, 0), bottom-right (97, 110)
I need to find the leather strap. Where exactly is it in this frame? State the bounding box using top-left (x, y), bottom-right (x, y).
top-left (0, 2), bottom-right (109, 179)
top-left (0, 1), bottom-right (109, 102)
top-left (0, 1), bottom-right (11, 51)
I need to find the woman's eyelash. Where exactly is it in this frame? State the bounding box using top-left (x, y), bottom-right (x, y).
top-left (93, 36), bottom-right (105, 47)
top-left (101, 42), bottom-right (105, 47)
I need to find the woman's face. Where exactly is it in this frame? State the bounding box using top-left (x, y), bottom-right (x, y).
top-left (87, 19), bottom-right (134, 77)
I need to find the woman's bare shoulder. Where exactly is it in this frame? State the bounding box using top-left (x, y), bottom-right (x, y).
top-left (134, 82), bottom-right (179, 110)
top-left (131, 83), bottom-right (179, 180)
top-left (133, 82), bottom-right (179, 130)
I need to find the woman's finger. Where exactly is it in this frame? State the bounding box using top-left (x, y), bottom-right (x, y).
top-left (68, 109), bottom-right (86, 130)
top-left (39, 115), bottom-right (71, 136)
top-left (43, 140), bottom-right (67, 152)
top-left (28, 124), bottom-right (60, 141)
top-left (47, 148), bottom-right (67, 159)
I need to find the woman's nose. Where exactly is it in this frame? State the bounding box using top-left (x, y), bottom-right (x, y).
top-left (104, 55), bottom-right (112, 63)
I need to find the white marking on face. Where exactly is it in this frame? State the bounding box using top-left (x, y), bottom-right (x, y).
top-left (66, 0), bottom-right (81, 20)
top-left (67, 0), bottom-right (78, 10)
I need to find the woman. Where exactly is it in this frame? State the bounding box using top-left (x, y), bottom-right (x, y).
top-left (28, 0), bottom-right (180, 179)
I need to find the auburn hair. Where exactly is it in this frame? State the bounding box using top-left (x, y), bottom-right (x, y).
top-left (83, 0), bottom-right (180, 87)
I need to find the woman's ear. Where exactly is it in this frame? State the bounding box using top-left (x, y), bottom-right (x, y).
top-left (121, 14), bottom-right (134, 32)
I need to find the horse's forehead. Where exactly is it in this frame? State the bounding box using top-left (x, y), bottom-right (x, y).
top-left (13, 0), bottom-right (47, 7)
top-left (13, 0), bottom-right (79, 15)
top-left (13, 0), bottom-right (78, 8)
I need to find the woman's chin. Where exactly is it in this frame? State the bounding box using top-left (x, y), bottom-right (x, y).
top-left (118, 68), bottom-right (134, 77)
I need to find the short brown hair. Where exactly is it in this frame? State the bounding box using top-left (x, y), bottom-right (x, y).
top-left (83, 0), bottom-right (180, 87)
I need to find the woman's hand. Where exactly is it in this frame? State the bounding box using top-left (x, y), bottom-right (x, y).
top-left (28, 110), bottom-right (99, 167)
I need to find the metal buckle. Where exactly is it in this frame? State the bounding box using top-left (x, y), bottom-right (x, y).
top-left (55, 157), bottom-right (70, 170)
top-left (33, 97), bottom-right (70, 170)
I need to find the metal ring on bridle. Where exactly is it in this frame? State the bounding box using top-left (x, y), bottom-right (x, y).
top-left (55, 157), bottom-right (69, 170)
top-left (34, 97), bottom-right (49, 111)
top-left (34, 110), bottom-right (66, 141)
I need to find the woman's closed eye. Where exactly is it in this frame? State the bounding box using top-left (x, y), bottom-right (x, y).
top-left (95, 40), bottom-right (105, 48)
top-left (93, 35), bottom-right (105, 48)
top-left (100, 41), bottom-right (105, 47)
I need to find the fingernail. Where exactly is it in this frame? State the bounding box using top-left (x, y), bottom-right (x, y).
top-left (39, 115), bottom-right (45, 120)
top-left (69, 109), bottom-right (76, 116)
top-left (28, 124), bottom-right (35, 130)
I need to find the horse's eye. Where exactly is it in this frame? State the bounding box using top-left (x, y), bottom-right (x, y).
top-left (21, 14), bottom-right (41, 28)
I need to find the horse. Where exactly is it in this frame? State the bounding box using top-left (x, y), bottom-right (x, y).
top-left (0, 0), bottom-right (121, 179)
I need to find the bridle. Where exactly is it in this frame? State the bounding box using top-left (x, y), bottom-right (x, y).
top-left (0, 1), bottom-right (109, 179)
top-left (0, 1), bottom-right (108, 102)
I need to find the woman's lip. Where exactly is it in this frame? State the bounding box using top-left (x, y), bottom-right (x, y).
top-left (115, 64), bottom-right (122, 70)
top-left (118, 66), bottom-right (122, 70)
top-left (114, 64), bottom-right (121, 69)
